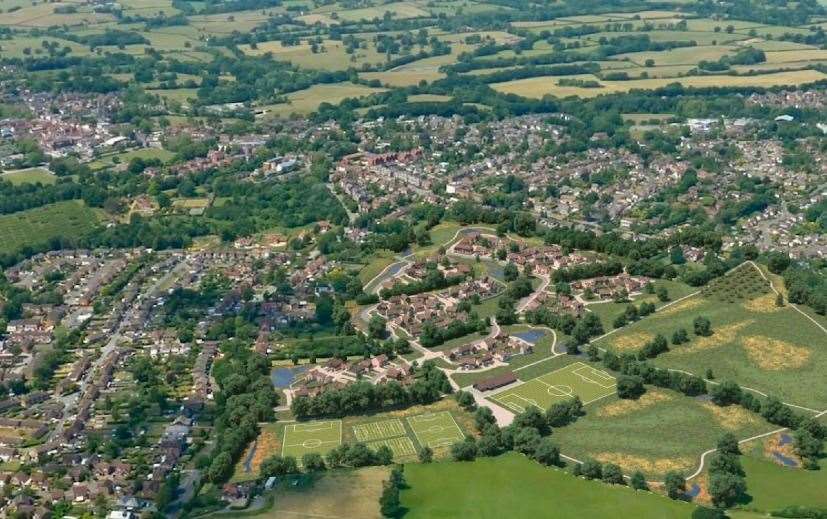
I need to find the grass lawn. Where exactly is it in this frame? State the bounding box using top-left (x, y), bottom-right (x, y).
top-left (0, 200), bottom-right (100, 254)
top-left (553, 390), bottom-right (774, 478)
top-left (735, 454), bottom-right (827, 512)
top-left (89, 148), bottom-right (175, 170)
top-left (490, 361), bottom-right (617, 413)
top-left (1, 168), bottom-right (57, 185)
top-left (585, 279), bottom-right (698, 331)
top-left (400, 453), bottom-right (696, 518)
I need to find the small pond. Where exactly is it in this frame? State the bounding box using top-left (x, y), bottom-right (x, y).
top-left (514, 330), bottom-right (546, 344)
top-left (271, 366), bottom-right (307, 389)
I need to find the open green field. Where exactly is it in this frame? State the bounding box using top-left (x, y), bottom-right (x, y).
top-left (492, 69), bottom-right (827, 99)
top-left (585, 279), bottom-right (698, 331)
top-left (240, 39), bottom-right (391, 70)
top-left (250, 466), bottom-right (388, 519)
top-left (407, 411), bottom-right (465, 448)
top-left (0, 200), bottom-right (100, 254)
top-left (734, 453), bottom-right (827, 512)
top-left (1, 168), bottom-right (57, 185)
top-left (89, 148), bottom-right (175, 170)
top-left (353, 418), bottom-right (406, 442)
top-left (596, 263), bottom-right (827, 409)
top-left (553, 389), bottom-right (774, 477)
top-left (491, 361), bottom-right (617, 413)
top-left (260, 82), bottom-right (386, 118)
top-left (282, 420), bottom-right (343, 459)
top-left (401, 453), bottom-right (696, 518)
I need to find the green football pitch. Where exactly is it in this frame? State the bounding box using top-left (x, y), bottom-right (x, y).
top-left (407, 411), bottom-right (465, 448)
top-left (282, 420), bottom-right (342, 458)
top-left (353, 418), bottom-right (406, 442)
top-left (491, 361), bottom-right (616, 413)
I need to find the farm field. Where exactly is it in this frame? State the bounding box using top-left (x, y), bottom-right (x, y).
top-left (492, 70), bottom-right (827, 99)
top-left (553, 389), bottom-right (775, 478)
top-left (259, 82), bottom-right (386, 118)
top-left (0, 200), bottom-right (100, 255)
top-left (490, 361), bottom-right (617, 413)
top-left (240, 39), bottom-right (391, 70)
top-left (400, 453), bottom-right (696, 518)
top-left (254, 466), bottom-right (388, 519)
top-left (597, 263), bottom-right (827, 409)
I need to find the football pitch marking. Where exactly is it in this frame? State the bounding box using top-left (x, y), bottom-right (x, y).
top-left (407, 411), bottom-right (465, 449)
top-left (353, 418), bottom-right (406, 442)
top-left (282, 420), bottom-right (343, 458)
top-left (491, 361), bottom-right (617, 413)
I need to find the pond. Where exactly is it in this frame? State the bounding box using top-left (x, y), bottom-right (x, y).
top-left (772, 451), bottom-right (799, 467)
top-left (687, 484), bottom-right (701, 498)
top-left (514, 330), bottom-right (546, 344)
top-left (271, 366), bottom-right (307, 389)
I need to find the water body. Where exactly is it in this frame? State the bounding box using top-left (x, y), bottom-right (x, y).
top-left (772, 451), bottom-right (799, 467)
top-left (687, 484), bottom-right (701, 498)
top-left (514, 330), bottom-right (546, 344)
top-left (271, 366), bottom-right (307, 389)
top-left (779, 433), bottom-right (793, 446)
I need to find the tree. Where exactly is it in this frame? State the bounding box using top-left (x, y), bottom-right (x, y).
top-left (692, 506), bottom-right (726, 519)
top-left (616, 375), bottom-right (645, 400)
top-left (717, 433), bottom-right (740, 455)
top-left (513, 427), bottom-right (542, 456)
top-left (261, 455), bottom-right (299, 477)
top-left (503, 262), bottom-right (519, 282)
top-left (664, 471), bottom-right (686, 500)
top-left (656, 286), bottom-right (670, 302)
top-left (710, 380), bottom-right (741, 406)
top-left (672, 328), bottom-right (689, 345)
top-left (533, 438), bottom-right (561, 466)
top-left (693, 316), bottom-right (712, 337)
top-left (455, 390), bottom-right (477, 411)
top-left (602, 463), bottom-right (624, 485)
top-left (418, 446), bottom-right (433, 463)
top-left (708, 472), bottom-right (746, 508)
top-left (767, 252), bottom-right (791, 274)
top-left (474, 406), bottom-right (496, 432)
top-left (450, 437), bottom-right (478, 461)
top-left (580, 458), bottom-right (603, 480)
top-left (380, 473), bottom-right (402, 518)
top-left (708, 453), bottom-right (744, 477)
top-left (302, 453), bottom-right (327, 472)
top-left (207, 452), bottom-right (233, 482)
top-left (368, 315), bottom-right (387, 339)
top-left (630, 471), bottom-right (648, 491)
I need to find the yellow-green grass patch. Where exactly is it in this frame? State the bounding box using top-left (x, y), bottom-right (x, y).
top-left (492, 70), bottom-right (827, 98)
top-left (0, 200), bottom-right (100, 254)
top-left (260, 82), bottom-right (386, 118)
top-left (240, 39), bottom-right (390, 70)
top-left (361, 70), bottom-right (446, 86)
top-left (1, 168), bottom-right (56, 185)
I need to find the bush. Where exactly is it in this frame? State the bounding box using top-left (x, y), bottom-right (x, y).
top-left (580, 458), bottom-right (603, 480)
top-left (450, 437), bottom-right (478, 461)
top-left (630, 471), bottom-right (648, 491)
top-left (616, 375), bottom-right (646, 399)
top-left (602, 463), bottom-right (624, 485)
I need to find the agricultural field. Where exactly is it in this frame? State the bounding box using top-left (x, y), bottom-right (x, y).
top-left (255, 466), bottom-right (388, 519)
top-left (596, 263), bottom-right (827, 409)
top-left (490, 361), bottom-right (617, 413)
top-left (400, 453), bottom-right (696, 518)
top-left (553, 389), bottom-right (775, 477)
top-left (0, 168), bottom-right (57, 185)
top-left (0, 200), bottom-right (100, 255)
top-left (259, 82), bottom-right (387, 118)
top-left (492, 70), bottom-right (827, 99)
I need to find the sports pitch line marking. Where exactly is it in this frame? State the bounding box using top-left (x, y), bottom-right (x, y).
top-left (407, 412), bottom-right (465, 449)
top-left (281, 420), bottom-right (342, 456)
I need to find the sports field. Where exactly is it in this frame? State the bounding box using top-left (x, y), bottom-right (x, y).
top-left (491, 361), bottom-right (617, 413)
top-left (368, 437), bottom-right (418, 458)
top-left (353, 418), bottom-right (406, 442)
top-left (407, 411), bottom-right (465, 448)
top-left (282, 420), bottom-right (342, 458)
